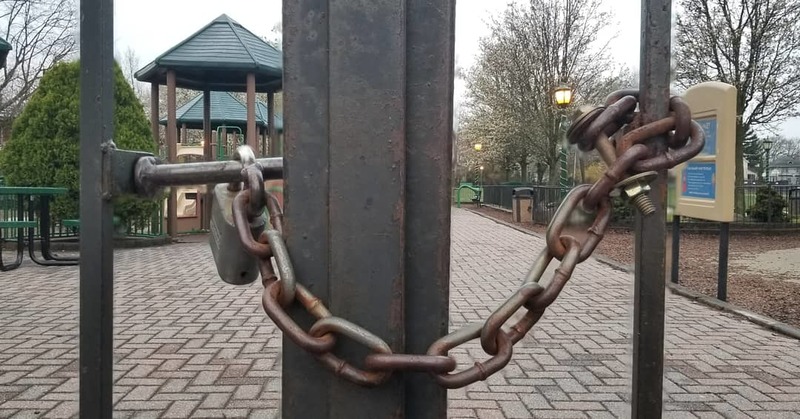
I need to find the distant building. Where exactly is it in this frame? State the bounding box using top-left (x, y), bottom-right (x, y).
top-left (743, 158), bottom-right (759, 183)
top-left (767, 156), bottom-right (800, 185)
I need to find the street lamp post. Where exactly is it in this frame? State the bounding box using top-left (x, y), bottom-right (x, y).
top-left (763, 138), bottom-right (773, 223)
top-left (474, 143), bottom-right (484, 206)
top-left (763, 138), bottom-right (773, 185)
top-left (474, 142), bottom-right (483, 187)
top-left (554, 83), bottom-right (573, 195)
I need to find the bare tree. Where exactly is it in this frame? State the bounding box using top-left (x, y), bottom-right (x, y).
top-left (769, 135), bottom-right (800, 160)
top-left (0, 0), bottom-right (77, 120)
top-left (675, 0), bottom-right (800, 192)
top-left (461, 0), bottom-right (631, 185)
top-left (264, 21), bottom-right (282, 51)
top-left (118, 46), bottom-right (148, 106)
top-left (458, 104), bottom-right (526, 181)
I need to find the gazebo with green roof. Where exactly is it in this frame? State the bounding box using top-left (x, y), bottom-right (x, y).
top-left (134, 13), bottom-right (283, 238)
top-left (160, 91), bottom-right (283, 158)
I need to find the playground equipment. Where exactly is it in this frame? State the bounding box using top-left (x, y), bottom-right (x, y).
top-left (169, 145), bottom-right (205, 232)
top-left (215, 125), bottom-right (244, 161)
top-left (454, 184), bottom-right (481, 208)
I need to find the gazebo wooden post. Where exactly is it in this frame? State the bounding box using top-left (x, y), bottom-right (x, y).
top-left (262, 127), bottom-right (270, 156)
top-left (166, 70), bottom-right (178, 239)
top-left (267, 92), bottom-right (277, 156)
top-left (258, 126), bottom-right (269, 156)
top-left (221, 126), bottom-right (227, 159)
top-left (246, 73), bottom-right (257, 154)
top-left (202, 90), bottom-right (212, 230)
top-left (150, 83), bottom-right (159, 153)
top-left (149, 82), bottom-right (165, 240)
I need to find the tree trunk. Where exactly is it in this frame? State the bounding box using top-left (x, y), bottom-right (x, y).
top-left (536, 162), bottom-right (546, 184)
top-left (735, 120), bottom-right (745, 214)
top-left (548, 160), bottom-right (559, 186)
top-left (520, 160), bottom-right (528, 183)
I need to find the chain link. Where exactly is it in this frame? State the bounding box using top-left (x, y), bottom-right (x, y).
top-left (225, 89), bottom-right (705, 389)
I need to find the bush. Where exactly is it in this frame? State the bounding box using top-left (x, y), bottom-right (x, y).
top-left (748, 187), bottom-right (788, 222)
top-left (0, 60), bottom-right (159, 227)
top-left (611, 196), bottom-right (634, 223)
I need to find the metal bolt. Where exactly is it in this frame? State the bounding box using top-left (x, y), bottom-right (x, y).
top-left (631, 193), bottom-right (655, 215)
top-left (613, 171), bottom-right (658, 216)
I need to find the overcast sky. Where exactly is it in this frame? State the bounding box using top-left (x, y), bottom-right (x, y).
top-left (112, 0), bottom-right (800, 137)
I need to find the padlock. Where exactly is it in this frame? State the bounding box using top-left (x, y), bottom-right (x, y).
top-left (209, 183), bottom-right (266, 285)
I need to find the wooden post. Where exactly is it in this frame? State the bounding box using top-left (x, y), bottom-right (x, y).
top-left (166, 70), bottom-right (178, 239)
top-left (221, 126), bottom-right (228, 159)
top-left (150, 83), bottom-right (159, 151)
top-left (262, 127), bottom-right (267, 156)
top-left (202, 89), bottom-right (212, 230)
top-left (268, 91), bottom-right (276, 156)
top-left (247, 73), bottom-right (257, 154)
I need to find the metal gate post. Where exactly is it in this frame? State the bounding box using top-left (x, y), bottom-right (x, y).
top-left (282, 0), bottom-right (455, 418)
top-left (632, 0), bottom-right (672, 417)
top-left (79, 0), bottom-right (115, 416)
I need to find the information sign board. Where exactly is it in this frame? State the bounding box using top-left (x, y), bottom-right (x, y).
top-left (674, 82), bottom-right (736, 222)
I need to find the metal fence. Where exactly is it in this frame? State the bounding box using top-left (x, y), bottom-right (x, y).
top-left (0, 195), bottom-right (165, 240)
top-left (481, 184), bottom-right (566, 224)
top-left (121, 202), bottom-right (165, 237)
top-left (734, 185), bottom-right (800, 225)
top-left (478, 183), bottom-right (800, 227)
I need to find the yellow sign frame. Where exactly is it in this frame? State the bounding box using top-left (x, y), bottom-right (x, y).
top-left (674, 82), bottom-right (737, 222)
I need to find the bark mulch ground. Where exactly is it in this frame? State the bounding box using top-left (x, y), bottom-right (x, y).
top-left (470, 205), bottom-right (800, 329)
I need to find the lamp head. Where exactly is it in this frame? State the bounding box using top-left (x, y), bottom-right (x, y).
top-left (554, 84), bottom-right (573, 108)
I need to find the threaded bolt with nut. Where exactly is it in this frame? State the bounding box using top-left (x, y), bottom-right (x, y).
top-left (631, 194), bottom-right (655, 215)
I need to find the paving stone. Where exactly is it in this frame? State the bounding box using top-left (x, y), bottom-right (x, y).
top-left (0, 209), bottom-right (798, 418)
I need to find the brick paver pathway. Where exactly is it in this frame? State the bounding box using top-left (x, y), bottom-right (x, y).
top-left (0, 208), bottom-right (798, 418)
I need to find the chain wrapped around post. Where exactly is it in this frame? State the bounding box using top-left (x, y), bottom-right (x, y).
top-left (225, 89), bottom-right (705, 389)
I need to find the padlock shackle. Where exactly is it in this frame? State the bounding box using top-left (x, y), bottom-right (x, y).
top-left (133, 156), bottom-right (283, 197)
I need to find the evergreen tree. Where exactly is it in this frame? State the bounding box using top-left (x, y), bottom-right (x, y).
top-left (743, 127), bottom-right (763, 181)
top-left (0, 60), bottom-right (160, 227)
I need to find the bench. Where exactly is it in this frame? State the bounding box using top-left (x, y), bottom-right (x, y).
top-left (0, 220), bottom-right (38, 229)
top-left (62, 219), bottom-right (80, 231)
top-left (470, 190), bottom-right (482, 208)
top-left (455, 185), bottom-right (483, 208)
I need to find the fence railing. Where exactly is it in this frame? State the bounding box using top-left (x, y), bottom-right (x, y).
top-left (733, 185), bottom-right (800, 225)
top-left (121, 201), bottom-right (165, 237)
top-left (476, 183), bottom-right (800, 228)
top-left (480, 185), bottom-right (565, 224)
top-left (0, 195), bottom-right (165, 240)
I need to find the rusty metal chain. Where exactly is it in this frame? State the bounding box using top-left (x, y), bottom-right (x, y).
top-left (227, 89), bottom-right (705, 389)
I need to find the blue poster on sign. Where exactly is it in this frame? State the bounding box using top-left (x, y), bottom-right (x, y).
top-left (696, 118), bottom-right (717, 156)
top-left (681, 162), bottom-right (716, 199)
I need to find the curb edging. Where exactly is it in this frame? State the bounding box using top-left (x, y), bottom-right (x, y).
top-left (591, 255), bottom-right (800, 341)
top-left (464, 206), bottom-right (800, 341)
top-left (665, 282), bottom-right (800, 340)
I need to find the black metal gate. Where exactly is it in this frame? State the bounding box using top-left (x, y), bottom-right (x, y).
top-left (77, 0), bottom-right (684, 418)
